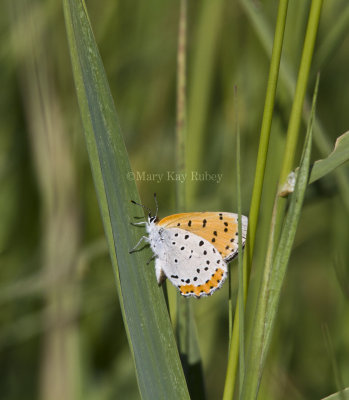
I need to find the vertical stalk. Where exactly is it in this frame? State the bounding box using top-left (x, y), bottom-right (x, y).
top-left (175, 0), bottom-right (188, 344)
top-left (176, 0), bottom-right (187, 212)
top-left (242, 76), bottom-right (319, 400)
top-left (223, 2), bottom-right (289, 399)
top-left (186, 0), bottom-right (224, 205)
top-left (279, 0), bottom-right (323, 187)
top-left (175, 1), bottom-right (206, 398)
top-left (235, 88), bottom-right (245, 397)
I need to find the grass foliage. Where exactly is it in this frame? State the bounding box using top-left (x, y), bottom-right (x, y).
top-left (1, 0), bottom-right (349, 399)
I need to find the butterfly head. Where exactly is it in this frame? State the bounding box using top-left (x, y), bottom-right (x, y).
top-left (148, 214), bottom-right (158, 224)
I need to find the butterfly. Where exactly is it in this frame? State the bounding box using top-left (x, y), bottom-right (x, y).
top-left (130, 195), bottom-right (248, 298)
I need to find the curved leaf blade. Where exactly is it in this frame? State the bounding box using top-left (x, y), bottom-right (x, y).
top-left (310, 131), bottom-right (349, 183)
top-left (62, 1), bottom-right (189, 398)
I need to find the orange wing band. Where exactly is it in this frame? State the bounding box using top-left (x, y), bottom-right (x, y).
top-left (179, 267), bottom-right (225, 297)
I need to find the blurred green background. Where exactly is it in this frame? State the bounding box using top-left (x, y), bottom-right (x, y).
top-left (1, 0), bottom-right (349, 399)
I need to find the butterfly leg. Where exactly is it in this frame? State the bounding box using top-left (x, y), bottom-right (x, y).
top-left (129, 236), bottom-right (149, 253)
top-left (146, 255), bottom-right (156, 265)
top-left (130, 221), bottom-right (147, 226)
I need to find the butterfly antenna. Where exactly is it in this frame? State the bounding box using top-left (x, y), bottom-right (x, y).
top-left (130, 200), bottom-right (152, 216)
top-left (153, 193), bottom-right (159, 218)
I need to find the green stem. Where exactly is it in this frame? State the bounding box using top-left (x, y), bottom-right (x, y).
top-left (242, 76), bottom-right (318, 400)
top-left (279, 0), bottom-right (323, 187)
top-left (176, 0), bottom-right (187, 212)
top-left (223, 1), bottom-right (288, 398)
top-left (175, 2), bottom-right (206, 398)
top-left (235, 89), bottom-right (245, 397)
top-left (186, 0), bottom-right (224, 205)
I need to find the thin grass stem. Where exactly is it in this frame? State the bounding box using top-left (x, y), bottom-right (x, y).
top-left (223, 2), bottom-right (288, 398)
top-left (279, 0), bottom-right (323, 187)
top-left (175, 2), bottom-right (206, 397)
top-left (241, 74), bottom-right (319, 400)
top-left (235, 87), bottom-right (245, 398)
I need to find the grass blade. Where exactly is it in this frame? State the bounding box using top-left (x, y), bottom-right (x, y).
top-left (234, 88), bottom-right (245, 398)
top-left (175, 2), bottom-right (206, 397)
top-left (176, 0), bottom-right (187, 212)
top-left (62, 1), bottom-right (190, 398)
top-left (223, 2), bottom-right (289, 398)
top-left (241, 76), bottom-right (319, 400)
top-left (278, 0), bottom-right (323, 186)
top-left (241, 0), bottom-right (349, 212)
top-left (186, 0), bottom-right (224, 205)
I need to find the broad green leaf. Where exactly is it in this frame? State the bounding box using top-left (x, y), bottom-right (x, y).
top-left (62, 1), bottom-right (190, 399)
top-left (309, 131), bottom-right (349, 183)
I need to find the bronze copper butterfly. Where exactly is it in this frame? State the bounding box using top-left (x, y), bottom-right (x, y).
top-left (130, 195), bottom-right (248, 298)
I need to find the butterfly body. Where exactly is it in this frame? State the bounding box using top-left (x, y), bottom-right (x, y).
top-left (138, 211), bottom-right (248, 298)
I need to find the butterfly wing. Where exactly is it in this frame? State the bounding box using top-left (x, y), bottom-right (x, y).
top-left (158, 212), bottom-right (248, 262)
top-left (155, 227), bottom-right (228, 298)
